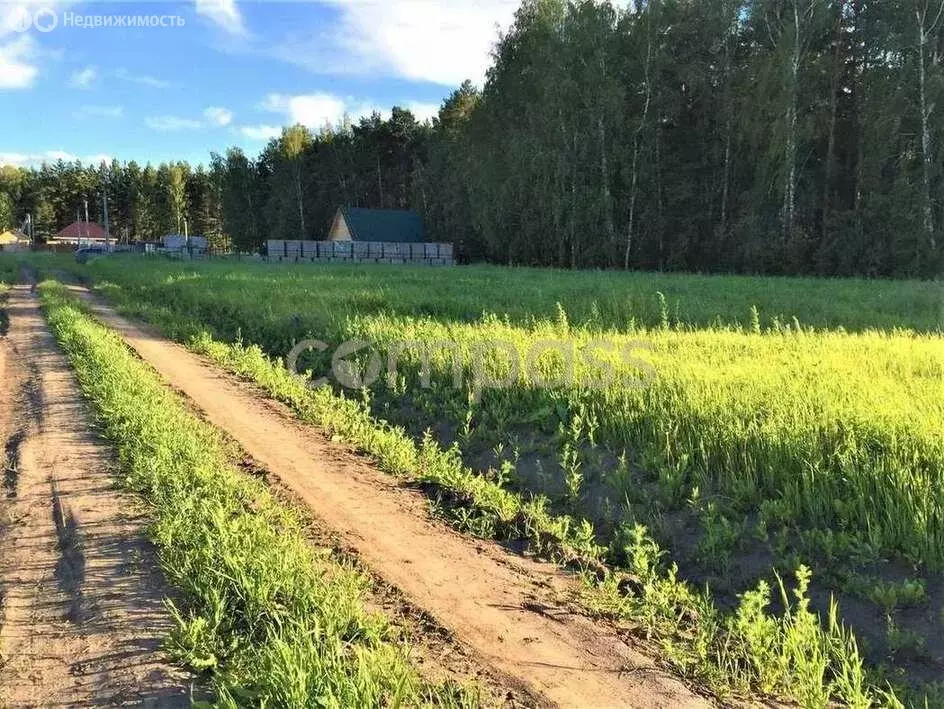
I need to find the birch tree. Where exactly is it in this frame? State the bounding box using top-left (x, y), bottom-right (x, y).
top-left (281, 124), bottom-right (312, 241)
top-left (914, 0), bottom-right (944, 252)
top-left (623, 1), bottom-right (656, 270)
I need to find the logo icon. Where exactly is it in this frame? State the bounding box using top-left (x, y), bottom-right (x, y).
top-left (33, 7), bottom-right (57, 32)
top-left (5, 6), bottom-right (32, 33)
top-left (4, 6), bottom-right (57, 33)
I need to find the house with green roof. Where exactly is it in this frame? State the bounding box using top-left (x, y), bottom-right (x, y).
top-left (267, 207), bottom-right (452, 265)
top-left (328, 207), bottom-right (425, 244)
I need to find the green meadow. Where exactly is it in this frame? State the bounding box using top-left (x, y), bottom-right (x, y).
top-left (24, 254), bottom-right (944, 704)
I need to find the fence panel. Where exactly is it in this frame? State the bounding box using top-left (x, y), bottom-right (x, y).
top-left (266, 241), bottom-right (455, 266)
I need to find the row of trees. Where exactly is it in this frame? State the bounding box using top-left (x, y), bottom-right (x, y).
top-left (460, 0), bottom-right (944, 277)
top-left (0, 107), bottom-right (431, 254)
top-left (2, 0), bottom-right (942, 278)
top-left (0, 161), bottom-right (223, 247)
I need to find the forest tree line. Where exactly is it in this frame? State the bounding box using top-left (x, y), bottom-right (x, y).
top-left (1, 0), bottom-right (942, 278)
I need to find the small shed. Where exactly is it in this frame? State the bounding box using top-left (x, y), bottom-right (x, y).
top-left (328, 207), bottom-right (425, 243)
top-left (0, 229), bottom-right (29, 251)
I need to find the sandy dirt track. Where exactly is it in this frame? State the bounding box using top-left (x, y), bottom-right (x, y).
top-left (0, 284), bottom-right (192, 708)
top-left (74, 286), bottom-right (711, 709)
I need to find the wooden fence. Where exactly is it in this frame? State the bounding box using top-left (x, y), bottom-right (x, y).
top-left (266, 240), bottom-right (454, 266)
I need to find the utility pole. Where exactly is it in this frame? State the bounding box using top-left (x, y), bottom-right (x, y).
top-left (102, 192), bottom-right (110, 251)
top-left (83, 198), bottom-right (90, 242)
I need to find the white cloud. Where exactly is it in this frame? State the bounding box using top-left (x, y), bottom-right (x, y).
top-left (81, 153), bottom-right (112, 165)
top-left (204, 106), bottom-right (233, 126)
top-left (0, 150), bottom-right (111, 167)
top-left (271, 0), bottom-right (518, 87)
top-left (74, 104), bottom-right (123, 119)
top-left (0, 35), bottom-right (38, 89)
top-left (195, 0), bottom-right (245, 36)
top-left (68, 65), bottom-right (97, 88)
top-left (406, 101), bottom-right (440, 123)
top-left (116, 68), bottom-right (173, 89)
top-left (144, 108), bottom-right (235, 133)
top-left (252, 93), bottom-right (440, 137)
top-left (41, 150), bottom-right (73, 161)
top-left (145, 115), bottom-right (203, 132)
top-left (261, 92), bottom-right (349, 128)
top-left (262, 93), bottom-right (434, 126)
top-left (0, 2), bottom-right (77, 90)
top-left (240, 124), bottom-right (281, 141)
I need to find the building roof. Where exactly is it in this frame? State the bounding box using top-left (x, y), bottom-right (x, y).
top-left (54, 221), bottom-right (108, 241)
top-left (341, 207), bottom-right (425, 243)
top-left (0, 229), bottom-right (28, 244)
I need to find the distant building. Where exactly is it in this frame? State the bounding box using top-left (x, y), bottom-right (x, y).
top-left (51, 221), bottom-right (109, 246)
top-left (328, 207), bottom-right (425, 243)
top-left (268, 207), bottom-right (452, 265)
top-left (0, 229), bottom-right (29, 251)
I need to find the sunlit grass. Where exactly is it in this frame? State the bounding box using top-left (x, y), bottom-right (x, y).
top-left (352, 313), bottom-right (944, 568)
top-left (36, 279), bottom-right (478, 708)
top-left (79, 256), bottom-right (944, 571)
top-left (42, 255), bottom-right (944, 704)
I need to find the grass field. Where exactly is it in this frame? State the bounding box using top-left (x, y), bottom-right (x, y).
top-left (33, 278), bottom-right (481, 707)
top-left (21, 255), bottom-right (944, 704)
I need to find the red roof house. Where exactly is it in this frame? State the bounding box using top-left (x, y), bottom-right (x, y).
top-left (54, 221), bottom-right (108, 242)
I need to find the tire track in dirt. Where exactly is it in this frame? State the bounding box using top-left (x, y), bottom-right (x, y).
top-left (74, 286), bottom-right (713, 709)
top-left (0, 300), bottom-right (17, 661)
top-left (0, 284), bottom-right (193, 707)
top-left (2, 344), bottom-right (39, 504)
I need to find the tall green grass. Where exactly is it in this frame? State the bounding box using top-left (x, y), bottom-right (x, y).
top-left (351, 313), bottom-right (944, 568)
top-left (188, 330), bottom-right (882, 706)
top-left (0, 256), bottom-right (16, 295)
top-left (0, 264), bottom-right (12, 333)
top-left (58, 269), bottom-right (889, 704)
top-left (36, 255), bottom-right (942, 704)
top-left (37, 280), bottom-right (476, 708)
top-left (81, 257), bottom-right (944, 570)
top-left (92, 258), bottom-right (944, 333)
top-left (0, 255), bottom-right (17, 282)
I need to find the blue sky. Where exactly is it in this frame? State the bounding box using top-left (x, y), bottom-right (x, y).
top-left (0, 0), bottom-right (520, 167)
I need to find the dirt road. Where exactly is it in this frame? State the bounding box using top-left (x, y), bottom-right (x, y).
top-left (74, 287), bottom-right (710, 709)
top-left (0, 284), bottom-right (192, 707)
